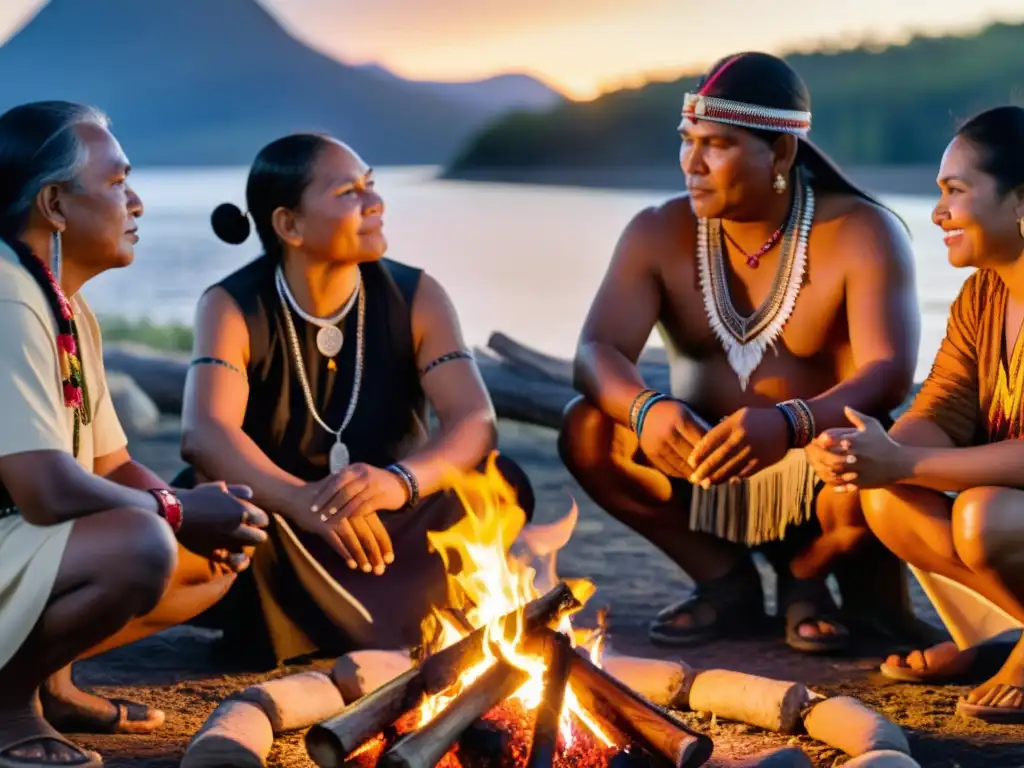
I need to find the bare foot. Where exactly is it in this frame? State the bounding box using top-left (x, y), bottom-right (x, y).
top-left (953, 636), bottom-right (1024, 722)
top-left (963, 640), bottom-right (1024, 708)
top-left (884, 641), bottom-right (975, 676)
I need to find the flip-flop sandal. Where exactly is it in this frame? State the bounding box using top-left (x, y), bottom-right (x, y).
top-left (45, 697), bottom-right (164, 735)
top-left (956, 684), bottom-right (1024, 724)
top-left (0, 727), bottom-right (103, 767)
top-left (648, 557), bottom-right (765, 647)
top-left (782, 578), bottom-right (849, 654)
top-left (879, 634), bottom-right (1018, 684)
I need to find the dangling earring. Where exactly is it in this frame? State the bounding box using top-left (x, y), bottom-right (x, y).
top-left (51, 230), bottom-right (62, 282)
top-left (773, 173), bottom-right (787, 195)
top-left (1018, 217), bottom-right (1024, 241)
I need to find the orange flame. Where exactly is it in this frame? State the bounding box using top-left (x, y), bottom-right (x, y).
top-left (415, 453), bottom-right (613, 749)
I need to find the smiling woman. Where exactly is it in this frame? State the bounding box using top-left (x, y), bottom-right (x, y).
top-left (175, 132), bottom-right (536, 668)
top-left (808, 106), bottom-right (1024, 725)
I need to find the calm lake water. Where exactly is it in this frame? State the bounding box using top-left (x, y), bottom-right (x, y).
top-left (82, 166), bottom-right (964, 381)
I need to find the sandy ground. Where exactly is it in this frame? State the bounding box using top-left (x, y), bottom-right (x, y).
top-left (69, 419), bottom-right (1024, 767)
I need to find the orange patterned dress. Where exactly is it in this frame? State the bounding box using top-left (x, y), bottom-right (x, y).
top-left (898, 268), bottom-right (1024, 648)
top-left (903, 268), bottom-right (1024, 446)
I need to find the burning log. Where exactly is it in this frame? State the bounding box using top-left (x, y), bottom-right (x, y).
top-left (525, 631), bottom-right (573, 768)
top-left (379, 658), bottom-right (532, 768)
top-left (459, 718), bottom-right (515, 760)
top-left (562, 638), bottom-right (713, 768)
top-left (305, 581), bottom-right (579, 765)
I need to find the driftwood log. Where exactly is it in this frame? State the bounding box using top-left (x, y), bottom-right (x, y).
top-left (100, 333), bottom-right (670, 431)
top-left (102, 333), bottom-right (921, 432)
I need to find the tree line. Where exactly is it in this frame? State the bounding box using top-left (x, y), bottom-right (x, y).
top-left (447, 22), bottom-right (1024, 171)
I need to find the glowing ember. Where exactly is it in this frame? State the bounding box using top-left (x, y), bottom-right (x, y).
top-left (415, 454), bottom-right (614, 753)
top-left (344, 701), bottom-right (627, 768)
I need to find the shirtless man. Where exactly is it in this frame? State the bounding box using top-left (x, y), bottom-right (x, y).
top-left (559, 51), bottom-right (921, 652)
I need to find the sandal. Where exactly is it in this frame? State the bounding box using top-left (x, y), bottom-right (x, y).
top-left (0, 722), bottom-right (102, 767)
top-left (648, 557), bottom-right (765, 647)
top-left (880, 632), bottom-right (1018, 684)
top-left (782, 578), bottom-right (849, 654)
top-left (40, 682), bottom-right (164, 736)
top-left (957, 683), bottom-right (1024, 724)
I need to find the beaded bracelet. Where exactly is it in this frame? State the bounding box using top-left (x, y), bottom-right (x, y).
top-left (776, 402), bottom-right (799, 445)
top-left (635, 393), bottom-right (670, 438)
top-left (385, 463), bottom-right (420, 507)
top-left (629, 389), bottom-right (660, 433)
top-left (775, 398), bottom-right (816, 448)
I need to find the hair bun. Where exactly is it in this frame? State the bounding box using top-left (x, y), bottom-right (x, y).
top-left (211, 202), bottom-right (250, 245)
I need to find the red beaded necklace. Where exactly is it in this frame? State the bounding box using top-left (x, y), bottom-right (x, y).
top-left (720, 225), bottom-right (784, 269)
top-left (5, 238), bottom-right (91, 456)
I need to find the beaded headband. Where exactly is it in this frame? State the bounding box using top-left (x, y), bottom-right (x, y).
top-left (679, 92), bottom-right (812, 138)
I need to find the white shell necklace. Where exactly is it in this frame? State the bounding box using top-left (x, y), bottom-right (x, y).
top-left (275, 265), bottom-right (360, 359)
top-left (275, 266), bottom-right (365, 474)
top-left (696, 173), bottom-right (814, 390)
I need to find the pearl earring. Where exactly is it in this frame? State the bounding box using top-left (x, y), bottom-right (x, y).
top-left (773, 173), bottom-right (787, 195)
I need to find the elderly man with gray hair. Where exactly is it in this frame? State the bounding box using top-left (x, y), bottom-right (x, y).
top-left (0, 101), bottom-right (269, 767)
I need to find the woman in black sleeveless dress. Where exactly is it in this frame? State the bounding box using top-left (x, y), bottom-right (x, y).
top-left (175, 134), bottom-right (533, 668)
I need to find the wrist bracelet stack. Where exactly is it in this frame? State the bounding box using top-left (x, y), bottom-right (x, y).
top-left (775, 398), bottom-right (816, 448)
top-left (629, 388), bottom-right (670, 438)
top-left (385, 463), bottom-right (420, 507)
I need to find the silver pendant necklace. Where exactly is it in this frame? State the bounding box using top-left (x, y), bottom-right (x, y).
top-left (275, 265), bottom-right (360, 359)
top-left (275, 268), bottom-right (365, 474)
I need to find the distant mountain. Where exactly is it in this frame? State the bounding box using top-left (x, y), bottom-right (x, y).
top-left (0, 0), bottom-right (563, 166)
top-left (446, 21), bottom-right (1024, 173)
top-left (354, 64), bottom-right (564, 116)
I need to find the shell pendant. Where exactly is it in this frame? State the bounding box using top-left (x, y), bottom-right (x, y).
top-left (329, 440), bottom-right (350, 474)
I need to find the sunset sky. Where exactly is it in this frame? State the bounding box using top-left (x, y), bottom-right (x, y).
top-left (2, 0), bottom-right (1023, 99)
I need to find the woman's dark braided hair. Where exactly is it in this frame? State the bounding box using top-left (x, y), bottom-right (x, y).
top-left (0, 101), bottom-right (107, 455)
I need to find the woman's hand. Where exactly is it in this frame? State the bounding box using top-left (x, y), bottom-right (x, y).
top-left (807, 407), bottom-right (910, 491)
top-left (287, 464), bottom-right (407, 575)
top-left (311, 463), bottom-right (411, 520)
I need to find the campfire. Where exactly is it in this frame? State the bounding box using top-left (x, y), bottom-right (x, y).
top-left (305, 455), bottom-right (714, 768)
